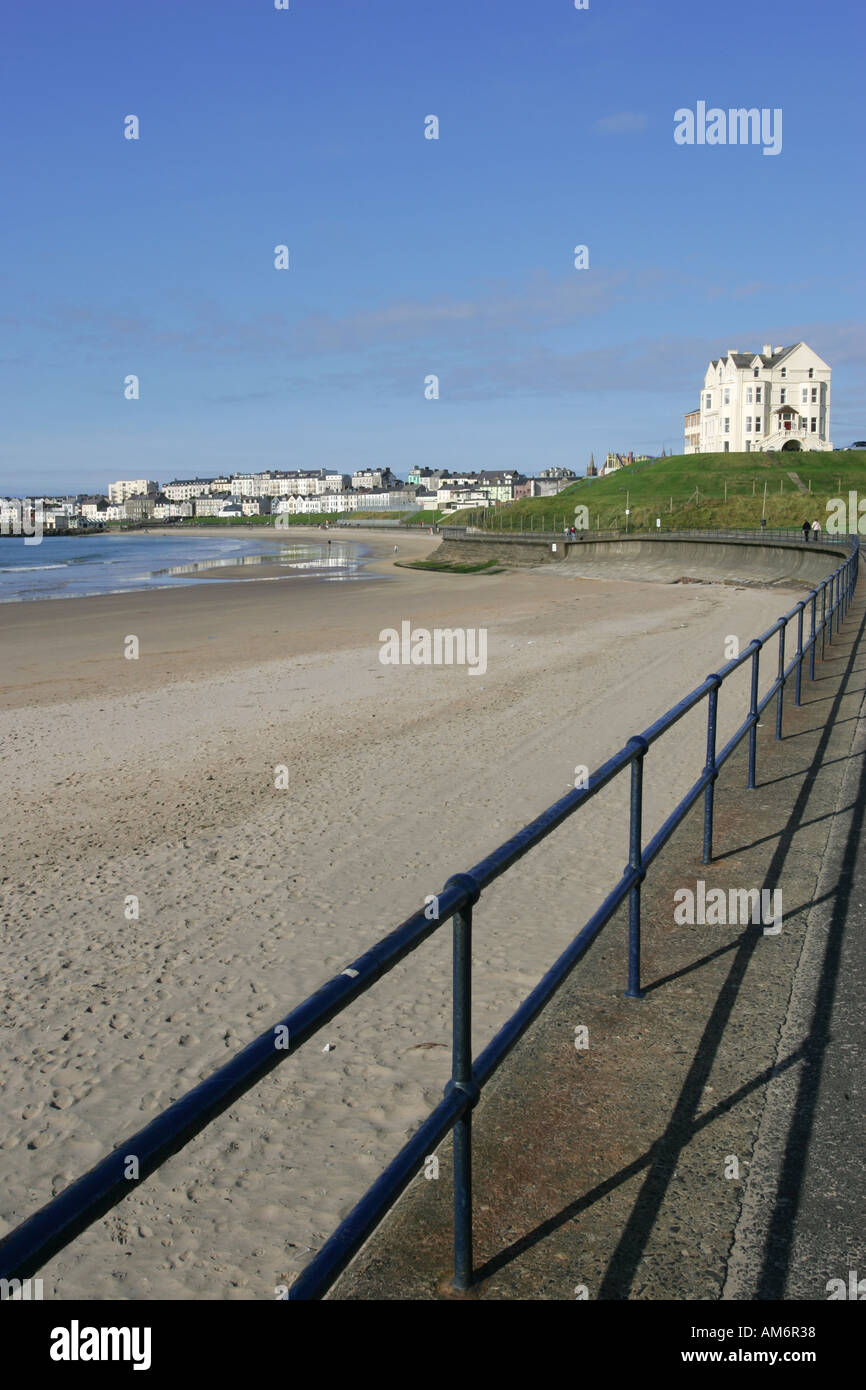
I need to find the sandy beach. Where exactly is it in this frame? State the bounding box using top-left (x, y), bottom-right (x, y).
top-left (0, 530), bottom-right (804, 1298)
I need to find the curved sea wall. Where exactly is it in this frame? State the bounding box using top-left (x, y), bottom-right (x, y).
top-left (430, 532), bottom-right (849, 587)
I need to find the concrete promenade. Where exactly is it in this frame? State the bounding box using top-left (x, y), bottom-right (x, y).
top-left (331, 573), bottom-right (866, 1300)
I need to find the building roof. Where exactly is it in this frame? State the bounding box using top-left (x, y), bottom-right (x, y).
top-left (718, 345), bottom-right (799, 369)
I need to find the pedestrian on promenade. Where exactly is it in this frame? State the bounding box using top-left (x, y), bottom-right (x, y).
top-left (812, 518), bottom-right (822, 538)
top-left (802, 519), bottom-right (812, 542)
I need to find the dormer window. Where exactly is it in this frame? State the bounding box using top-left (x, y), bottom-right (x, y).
top-left (808, 367), bottom-right (814, 379)
top-left (754, 368), bottom-right (759, 377)
top-left (780, 367), bottom-right (786, 378)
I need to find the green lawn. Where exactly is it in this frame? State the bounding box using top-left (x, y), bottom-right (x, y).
top-left (444, 450), bottom-right (866, 533)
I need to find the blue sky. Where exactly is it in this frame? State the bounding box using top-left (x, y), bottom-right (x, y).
top-left (1, 0), bottom-right (864, 495)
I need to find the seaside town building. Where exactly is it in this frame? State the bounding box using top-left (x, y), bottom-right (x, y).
top-left (193, 494), bottom-right (230, 517)
top-left (684, 409), bottom-right (701, 454)
top-left (163, 478), bottom-right (216, 502)
top-left (686, 342), bottom-right (832, 453)
top-left (351, 467), bottom-right (400, 490)
top-left (528, 472), bottom-right (578, 497)
top-left (538, 466), bottom-right (577, 482)
top-left (79, 495), bottom-right (110, 523)
top-left (273, 487), bottom-right (420, 517)
top-left (153, 500), bottom-right (194, 520)
top-left (108, 479), bottom-right (159, 504)
top-left (124, 495), bottom-right (158, 521)
top-left (436, 485), bottom-right (495, 511)
top-left (407, 467), bottom-right (439, 489)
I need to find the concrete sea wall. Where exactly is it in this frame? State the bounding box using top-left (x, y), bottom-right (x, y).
top-left (431, 532), bottom-right (848, 586)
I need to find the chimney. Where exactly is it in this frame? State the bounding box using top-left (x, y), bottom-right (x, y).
top-left (727, 349), bottom-right (738, 355)
top-left (774, 346), bottom-right (783, 354)
top-left (762, 344), bottom-right (771, 356)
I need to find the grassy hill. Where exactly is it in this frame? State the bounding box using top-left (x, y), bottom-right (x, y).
top-left (442, 450), bottom-right (866, 533)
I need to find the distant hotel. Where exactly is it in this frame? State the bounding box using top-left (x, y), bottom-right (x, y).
top-left (684, 342), bottom-right (832, 454)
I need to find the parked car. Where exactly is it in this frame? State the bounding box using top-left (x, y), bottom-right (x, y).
top-left (846, 441), bottom-right (866, 449)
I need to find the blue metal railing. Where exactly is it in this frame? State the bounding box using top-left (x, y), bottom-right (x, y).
top-left (0, 536), bottom-right (859, 1299)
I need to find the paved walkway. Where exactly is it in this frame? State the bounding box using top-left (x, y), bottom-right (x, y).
top-left (331, 583), bottom-right (866, 1300)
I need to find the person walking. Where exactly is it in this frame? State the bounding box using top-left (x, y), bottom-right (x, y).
top-left (811, 518), bottom-right (822, 539)
top-left (802, 519), bottom-right (812, 542)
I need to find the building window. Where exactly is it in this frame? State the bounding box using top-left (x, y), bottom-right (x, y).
top-left (724, 388), bottom-right (731, 404)
top-left (780, 388), bottom-right (787, 404)
top-left (746, 440), bottom-right (751, 452)
top-left (755, 387), bottom-right (762, 403)
top-left (754, 368), bottom-right (759, 377)
top-left (801, 388), bottom-right (808, 404)
top-left (746, 387), bottom-right (753, 403)
top-left (811, 417), bottom-right (817, 432)
top-left (724, 417), bottom-right (730, 434)
top-left (808, 367), bottom-right (814, 378)
top-left (811, 387), bottom-right (818, 402)
top-left (724, 442), bottom-right (729, 452)
top-left (780, 367), bottom-right (786, 378)
top-left (745, 417), bottom-right (752, 432)
top-left (704, 393), bottom-right (712, 410)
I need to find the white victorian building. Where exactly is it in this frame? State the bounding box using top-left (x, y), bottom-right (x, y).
top-left (685, 342), bottom-right (832, 454)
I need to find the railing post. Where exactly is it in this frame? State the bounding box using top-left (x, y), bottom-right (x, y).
top-left (625, 736), bottom-right (648, 1000)
top-left (748, 642), bottom-right (761, 789)
top-left (445, 873), bottom-right (480, 1292)
top-left (822, 583), bottom-right (827, 657)
top-left (809, 591), bottom-right (817, 682)
top-left (830, 573), bottom-right (837, 635)
top-left (702, 676), bottom-right (721, 862)
top-left (775, 623), bottom-right (785, 740)
top-left (794, 603), bottom-right (805, 706)
top-left (830, 575), bottom-right (836, 645)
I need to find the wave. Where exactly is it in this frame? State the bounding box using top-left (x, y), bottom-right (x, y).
top-left (0, 563), bottom-right (68, 573)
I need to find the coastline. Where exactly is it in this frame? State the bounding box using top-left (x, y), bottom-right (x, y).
top-left (0, 529), bottom-right (437, 709)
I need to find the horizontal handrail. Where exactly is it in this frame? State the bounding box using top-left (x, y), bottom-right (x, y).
top-left (439, 524), bottom-right (851, 548)
top-left (0, 536), bottom-right (858, 1300)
